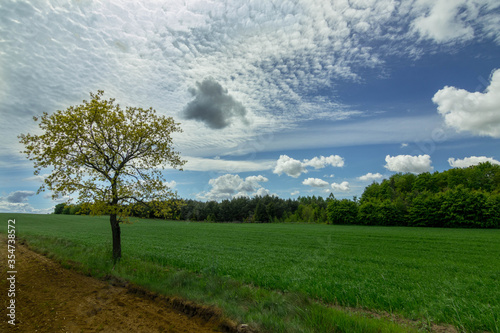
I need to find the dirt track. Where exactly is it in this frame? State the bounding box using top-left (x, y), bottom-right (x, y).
top-left (0, 236), bottom-right (226, 332)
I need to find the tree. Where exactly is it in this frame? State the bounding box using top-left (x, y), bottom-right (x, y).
top-left (54, 203), bottom-right (65, 214)
top-left (253, 201), bottom-right (268, 222)
top-left (19, 91), bottom-right (185, 261)
top-left (327, 199), bottom-right (358, 224)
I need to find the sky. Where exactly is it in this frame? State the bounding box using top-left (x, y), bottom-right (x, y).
top-left (1, 0), bottom-right (500, 214)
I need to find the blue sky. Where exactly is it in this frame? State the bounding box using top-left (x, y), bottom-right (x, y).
top-left (1, 0), bottom-right (500, 213)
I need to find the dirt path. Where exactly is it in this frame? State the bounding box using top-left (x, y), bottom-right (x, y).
top-left (0, 236), bottom-right (227, 332)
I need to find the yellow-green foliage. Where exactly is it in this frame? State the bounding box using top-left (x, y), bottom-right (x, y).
top-left (18, 90), bottom-right (186, 221)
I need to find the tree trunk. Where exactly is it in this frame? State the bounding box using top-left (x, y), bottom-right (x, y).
top-left (110, 213), bottom-right (121, 262)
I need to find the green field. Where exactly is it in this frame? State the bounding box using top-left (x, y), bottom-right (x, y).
top-left (1, 213), bottom-right (499, 332)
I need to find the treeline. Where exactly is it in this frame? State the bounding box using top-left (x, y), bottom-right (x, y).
top-left (54, 203), bottom-right (85, 215)
top-left (54, 162), bottom-right (500, 228)
top-left (328, 162), bottom-right (500, 228)
top-left (55, 195), bottom-right (331, 223)
top-left (177, 195), bottom-right (330, 223)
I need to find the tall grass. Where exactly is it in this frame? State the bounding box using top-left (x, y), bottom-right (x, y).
top-left (2, 213), bottom-right (499, 332)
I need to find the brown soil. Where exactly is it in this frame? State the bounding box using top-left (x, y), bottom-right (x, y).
top-left (0, 236), bottom-right (234, 333)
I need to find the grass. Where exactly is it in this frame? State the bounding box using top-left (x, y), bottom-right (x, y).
top-left (1, 213), bottom-right (499, 332)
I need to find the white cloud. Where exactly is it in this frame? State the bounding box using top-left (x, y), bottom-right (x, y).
top-left (291, 191), bottom-right (300, 196)
top-left (164, 180), bottom-right (177, 189)
top-left (482, 6), bottom-right (500, 44)
top-left (238, 175), bottom-right (268, 192)
top-left (411, 0), bottom-right (475, 43)
top-left (410, 0), bottom-right (500, 44)
top-left (433, 68), bottom-right (500, 138)
top-left (273, 154), bottom-right (344, 178)
top-left (198, 174), bottom-right (269, 201)
top-left (331, 181), bottom-right (350, 192)
top-left (303, 155), bottom-right (344, 168)
top-left (273, 155), bottom-right (307, 178)
top-left (302, 178), bottom-right (330, 188)
top-left (253, 187), bottom-right (271, 197)
top-left (384, 154), bottom-right (433, 174)
top-left (358, 172), bottom-right (383, 181)
top-left (43, 193), bottom-right (74, 203)
top-left (0, 201), bottom-right (53, 214)
top-left (448, 156), bottom-right (500, 168)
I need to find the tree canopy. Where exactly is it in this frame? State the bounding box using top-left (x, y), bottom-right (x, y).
top-left (19, 91), bottom-right (185, 260)
top-left (329, 162), bottom-right (500, 228)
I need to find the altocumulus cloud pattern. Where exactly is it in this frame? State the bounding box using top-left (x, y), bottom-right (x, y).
top-left (1, 0), bottom-right (500, 212)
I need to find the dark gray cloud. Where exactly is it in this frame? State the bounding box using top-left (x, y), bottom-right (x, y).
top-left (182, 78), bottom-right (249, 129)
top-left (4, 191), bottom-right (36, 203)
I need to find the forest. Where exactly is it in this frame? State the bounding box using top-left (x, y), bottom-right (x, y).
top-left (56, 162), bottom-right (500, 228)
top-left (330, 161), bottom-right (500, 228)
